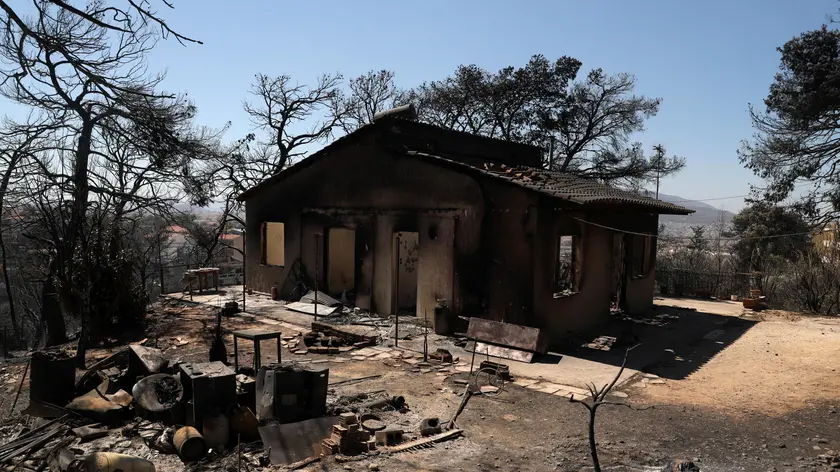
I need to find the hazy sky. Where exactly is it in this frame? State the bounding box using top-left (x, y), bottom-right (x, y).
top-left (9, 1), bottom-right (840, 212)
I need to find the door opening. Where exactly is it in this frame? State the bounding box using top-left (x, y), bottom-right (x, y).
top-left (327, 228), bottom-right (355, 297)
top-left (611, 233), bottom-right (627, 310)
top-left (393, 231), bottom-right (419, 315)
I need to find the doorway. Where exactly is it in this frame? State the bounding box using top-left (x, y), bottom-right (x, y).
top-left (393, 231), bottom-right (419, 315)
top-left (610, 233), bottom-right (627, 310)
top-left (327, 228), bottom-right (355, 296)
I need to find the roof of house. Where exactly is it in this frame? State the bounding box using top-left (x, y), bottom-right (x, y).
top-left (237, 119), bottom-right (693, 215)
top-left (403, 151), bottom-right (693, 215)
top-left (166, 225), bottom-right (189, 234)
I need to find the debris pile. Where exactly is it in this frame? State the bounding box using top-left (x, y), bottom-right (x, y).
top-left (0, 314), bottom-right (467, 471)
top-left (321, 413), bottom-right (375, 455)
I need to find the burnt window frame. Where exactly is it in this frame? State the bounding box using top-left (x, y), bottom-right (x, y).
top-left (260, 221), bottom-right (286, 267)
top-left (554, 226), bottom-right (583, 294)
top-left (631, 234), bottom-right (654, 278)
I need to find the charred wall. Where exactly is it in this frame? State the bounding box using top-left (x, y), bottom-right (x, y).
top-left (243, 136), bottom-right (486, 323)
top-left (531, 199), bottom-right (661, 343)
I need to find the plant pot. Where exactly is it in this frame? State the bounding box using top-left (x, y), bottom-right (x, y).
top-left (742, 298), bottom-right (761, 310)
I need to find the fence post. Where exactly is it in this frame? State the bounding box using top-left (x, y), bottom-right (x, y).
top-left (157, 232), bottom-right (165, 295)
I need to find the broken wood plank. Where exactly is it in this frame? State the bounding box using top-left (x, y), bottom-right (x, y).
top-left (328, 374), bottom-right (381, 386)
top-left (466, 318), bottom-right (547, 353)
top-left (287, 456), bottom-right (320, 470)
top-left (387, 429), bottom-right (463, 453)
top-left (465, 341), bottom-right (535, 363)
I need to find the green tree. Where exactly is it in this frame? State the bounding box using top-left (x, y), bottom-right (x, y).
top-left (729, 202), bottom-right (810, 271)
top-left (739, 22), bottom-right (840, 225)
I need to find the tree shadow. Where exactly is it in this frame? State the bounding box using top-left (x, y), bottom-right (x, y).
top-left (552, 303), bottom-right (758, 381)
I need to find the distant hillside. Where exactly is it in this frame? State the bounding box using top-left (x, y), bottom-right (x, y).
top-left (654, 192), bottom-right (734, 227)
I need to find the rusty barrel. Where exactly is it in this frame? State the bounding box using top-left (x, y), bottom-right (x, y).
top-left (173, 426), bottom-right (206, 461)
top-left (29, 351), bottom-right (75, 406)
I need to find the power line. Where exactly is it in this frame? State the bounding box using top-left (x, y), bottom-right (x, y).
top-left (654, 182), bottom-right (814, 204)
top-left (666, 194), bottom-right (749, 203)
top-left (573, 217), bottom-right (814, 242)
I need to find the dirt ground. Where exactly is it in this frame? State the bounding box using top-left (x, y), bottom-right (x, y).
top-left (640, 302), bottom-right (840, 416)
top-left (2, 297), bottom-right (840, 472)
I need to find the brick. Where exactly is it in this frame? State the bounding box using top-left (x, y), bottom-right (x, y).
top-left (339, 412), bottom-right (358, 425)
top-left (375, 428), bottom-right (403, 446)
top-left (332, 424), bottom-right (348, 437)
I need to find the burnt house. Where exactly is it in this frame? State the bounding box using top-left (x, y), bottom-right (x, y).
top-left (237, 113), bottom-right (692, 343)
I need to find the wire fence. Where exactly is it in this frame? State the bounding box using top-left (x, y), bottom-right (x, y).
top-left (148, 261), bottom-right (244, 298)
top-left (655, 268), bottom-right (753, 299)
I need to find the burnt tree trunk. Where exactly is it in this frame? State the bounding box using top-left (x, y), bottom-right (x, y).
top-left (40, 270), bottom-right (66, 346)
top-left (0, 153), bottom-right (20, 336)
top-left (588, 406), bottom-right (601, 472)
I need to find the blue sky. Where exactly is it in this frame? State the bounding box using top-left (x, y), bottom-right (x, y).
top-left (11, 1), bottom-right (840, 212)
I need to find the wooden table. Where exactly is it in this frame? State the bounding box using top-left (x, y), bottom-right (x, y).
top-left (232, 329), bottom-right (282, 373)
top-left (185, 267), bottom-right (220, 294)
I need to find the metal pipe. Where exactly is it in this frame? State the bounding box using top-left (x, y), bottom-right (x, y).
top-left (314, 233), bottom-right (320, 322)
top-left (242, 231), bottom-right (246, 312)
top-left (469, 338), bottom-right (476, 374)
top-left (394, 233), bottom-right (400, 348)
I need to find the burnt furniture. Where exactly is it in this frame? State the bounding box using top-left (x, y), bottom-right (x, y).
top-left (179, 361), bottom-right (237, 429)
top-left (232, 329), bottom-right (282, 373)
top-left (255, 365), bottom-right (329, 423)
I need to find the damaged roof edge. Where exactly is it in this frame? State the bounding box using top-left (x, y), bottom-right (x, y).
top-left (236, 119), bottom-right (544, 202)
top-left (235, 124), bottom-right (380, 202)
top-left (235, 122), bottom-right (692, 216)
top-left (402, 150), bottom-right (694, 216)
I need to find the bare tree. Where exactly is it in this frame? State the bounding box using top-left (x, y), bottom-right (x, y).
top-left (0, 120), bottom-right (53, 337)
top-left (0, 0), bottom-right (210, 363)
top-left (243, 73), bottom-right (346, 173)
top-left (569, 345), bottom-right (648, 472)
top-left (542, 70), bottom-right (684, 184)
top-left (341, 70), bottom-right (401, 132)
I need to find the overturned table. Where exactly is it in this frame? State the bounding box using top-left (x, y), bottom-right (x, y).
top-left (233, 329), bottom-right (282, 373)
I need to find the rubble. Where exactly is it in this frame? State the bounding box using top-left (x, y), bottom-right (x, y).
top-left (0, 299), bottom-right (475, 472)
top-left (128, 345), bottom-right (168, 378)
top-left (584, 335), bottom-right (617, 351)
top-left (66, 380), bottom-right (133, 424)
top-left (132, 374), bottom-right (183, 416)
top-left (660, 460), bottom-right (701, 472)
top-left (321, 413), bottom-right (373, 456)
top-left (71, 425), bottom-right (109, 443)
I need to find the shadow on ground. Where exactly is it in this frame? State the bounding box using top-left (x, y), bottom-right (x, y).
top-left (544, 301), bottom-right (758, 381)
